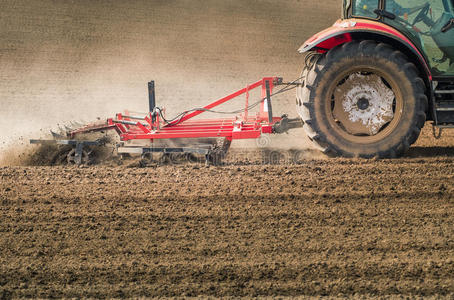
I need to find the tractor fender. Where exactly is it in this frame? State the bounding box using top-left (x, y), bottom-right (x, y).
top-left (299, 18), bottom-right (432, 79)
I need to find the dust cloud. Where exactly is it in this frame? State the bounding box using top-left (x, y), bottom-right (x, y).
top-left (0, 0), bottom-right (341, 160)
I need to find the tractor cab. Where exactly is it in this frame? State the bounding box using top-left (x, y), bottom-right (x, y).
top-left (344, 0), bottom-right (454, 76)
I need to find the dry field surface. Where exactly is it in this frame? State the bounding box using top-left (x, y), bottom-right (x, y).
top-left (1, 127), bottom-right (454, 298)
top-left (2, 0), bottom-right (454, 298)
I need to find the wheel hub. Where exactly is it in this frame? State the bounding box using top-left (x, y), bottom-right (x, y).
top-left (333, 72), bottom-right (395, 136)
top-left (357, 97), bottom-right (370, 110)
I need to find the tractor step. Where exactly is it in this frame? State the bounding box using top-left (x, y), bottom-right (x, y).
top-left (435, 101), bottom-right (454, 111)
top-left (433, 82), bottom-right (454, 125)
top-left (432, 86), bottom-right (454, 139)
top-left (434, 99), bottom-right (454, 123)
top-left (434, 90), bottom-right (454, 94)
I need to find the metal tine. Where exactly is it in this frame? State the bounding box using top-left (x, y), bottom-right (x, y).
top-left (71, 121), bottom-right (84, 128)
top-left (50, 130), bottom-right (65, 139)
top-left (56, 125), bottom-right (67, 135)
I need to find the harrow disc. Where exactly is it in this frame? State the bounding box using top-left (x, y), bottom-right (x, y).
top-left (66, 148), bottom-right (91, 165)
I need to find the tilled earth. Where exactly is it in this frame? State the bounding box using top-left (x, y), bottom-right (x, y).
top-left (3, 0), bottom-right (454, 297)
top-left (1, 127), bottom-right (454, 298)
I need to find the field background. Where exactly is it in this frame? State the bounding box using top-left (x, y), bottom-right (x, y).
top-left (0, 0), bottom-right (339, 150)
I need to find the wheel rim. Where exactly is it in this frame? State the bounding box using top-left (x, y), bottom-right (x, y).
top-left (326, 67), bottom-right (403, 144)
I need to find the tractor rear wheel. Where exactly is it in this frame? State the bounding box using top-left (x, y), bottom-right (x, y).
top-left (296, 41), bottom-right (428, 158)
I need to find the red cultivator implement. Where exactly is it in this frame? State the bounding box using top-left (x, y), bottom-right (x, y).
top-left (31, 77), bottom-right (302, 165)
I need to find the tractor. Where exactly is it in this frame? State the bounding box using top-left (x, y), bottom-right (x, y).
top-left (296, 0), bottom-right (454, 157)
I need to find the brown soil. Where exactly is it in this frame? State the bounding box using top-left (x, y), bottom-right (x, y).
top-left (2, 0), bottom-right (454, 298)
top-left (1, 126), bottom-right (454, 298)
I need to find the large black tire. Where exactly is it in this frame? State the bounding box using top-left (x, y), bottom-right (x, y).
top-left (296, 41), bottom-right (428, 158)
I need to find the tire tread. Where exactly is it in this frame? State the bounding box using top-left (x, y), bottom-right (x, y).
top-left (298, 40), bottom-right (427, 158)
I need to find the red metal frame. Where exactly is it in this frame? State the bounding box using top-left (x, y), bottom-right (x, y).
top-left (70, 77), bottom-right (282, 142)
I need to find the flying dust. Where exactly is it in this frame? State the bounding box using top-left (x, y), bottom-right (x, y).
top-left (0, 0), bottom-right (340, 165)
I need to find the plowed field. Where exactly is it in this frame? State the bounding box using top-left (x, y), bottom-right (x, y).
top-left (1, 127), bottom-right (454, 298)
top-left (2, 0), bottom-right (454, 298)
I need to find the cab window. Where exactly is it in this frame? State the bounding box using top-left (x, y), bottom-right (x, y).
top-left (352, 0), bottom-right (380, 18)
top-left (383, 0), bottom-right (454, 75)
